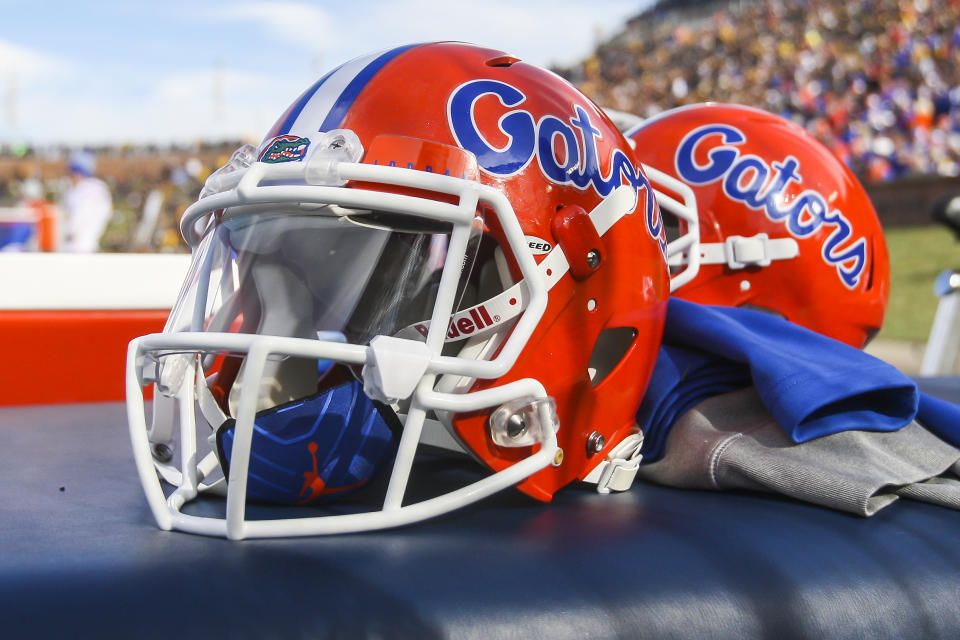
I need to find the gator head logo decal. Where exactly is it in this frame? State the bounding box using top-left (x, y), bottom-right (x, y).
top-left (260, 135), bottom-right (310, 163)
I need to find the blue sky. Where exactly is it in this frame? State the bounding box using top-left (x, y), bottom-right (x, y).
top-left (0, 1), bottom-right (648, 145)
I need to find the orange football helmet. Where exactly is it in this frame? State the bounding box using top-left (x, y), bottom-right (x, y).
top-left (127, 42), bottom-right (670, 538)
top-left (626, 103), bottom-right (889, 347)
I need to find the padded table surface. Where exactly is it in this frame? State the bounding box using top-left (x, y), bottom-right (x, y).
top-left (2, 379), bottom-right (959, 639)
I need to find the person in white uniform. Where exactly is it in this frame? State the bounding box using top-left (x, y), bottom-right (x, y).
top-left (61, 151), bottom-right (113, 253)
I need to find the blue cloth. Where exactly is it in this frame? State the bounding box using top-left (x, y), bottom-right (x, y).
top-left (918, 392), bottom-right (960, 448)
top-left (640, 345), bottom-right (751, 461)
top-left (638, 299), bottom-right (920, 462)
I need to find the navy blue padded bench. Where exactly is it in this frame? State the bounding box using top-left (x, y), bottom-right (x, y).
top-left (2, 378), bottom-right (959, 639)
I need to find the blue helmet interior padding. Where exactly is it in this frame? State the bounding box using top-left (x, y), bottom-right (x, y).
top-left (216, 377), bottom-right (400, 505)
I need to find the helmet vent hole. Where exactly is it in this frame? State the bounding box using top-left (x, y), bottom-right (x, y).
top-left (486, 55), bottom-right (521, 67)
top-left (664, 215), bottom-right (682, 245)
top-left (587, 327), bottom-right (637, 387)
top-left (663, 217), bottom-right (684, 276)
top-left (865, 237), bottom-right (876, 291)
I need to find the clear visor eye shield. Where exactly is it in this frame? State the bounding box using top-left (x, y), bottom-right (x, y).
top-left (126, 131), bottom-right (702, 539)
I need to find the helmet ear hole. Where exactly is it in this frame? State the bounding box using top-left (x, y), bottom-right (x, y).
top-left (739, 304), bottom-right (786, 320)
top-left (587, 327), bottom-right (638, 387)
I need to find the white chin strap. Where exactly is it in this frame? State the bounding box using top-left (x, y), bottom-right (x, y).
top-left (603, 106), bottom-right (801, 284)
top-left (641, 163), bottom-right (799, 277)
top-left (668, 233), bottom-right (800, 270)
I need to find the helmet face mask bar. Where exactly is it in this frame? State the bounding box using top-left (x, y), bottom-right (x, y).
top-left (127, 131), bottom-right (568, 539)
top-left (127, 42), bottom-right (671, 539)
top-left (640, 163), bottom-right (701, 292)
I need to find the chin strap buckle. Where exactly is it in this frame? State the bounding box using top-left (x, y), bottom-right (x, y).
top-left (583, 430), bottom-right (645, 494)
top-left (670, 233), bottom-right (799, 270)
top-left (720, 233), bottom-right (799, 269)
top-left (724, 233), bottom-right (772, 269)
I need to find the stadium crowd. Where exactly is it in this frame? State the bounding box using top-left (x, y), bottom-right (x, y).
top-left (0, 144), bottom-right (235, 253)
top-left (560, 0), bottom-right (960, 183)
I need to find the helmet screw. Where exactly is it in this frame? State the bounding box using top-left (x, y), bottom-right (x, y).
top-left (152, 443), bottom-right (174, 463)
top-left (553, 448), bottom-right (565, 466)
top-left (586, 249), bottom-right (601, 269)
top-left (506, 414), bottom-right (527, 439)
top-left (587, 430), bottom-right (605, 454)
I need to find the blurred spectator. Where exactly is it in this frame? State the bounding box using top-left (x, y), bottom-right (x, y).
top-left (558, 0), bottom-right (960, 183)
top-left (60, 151), bottom-right (113, 252)
top-left (0, 141), bottom-right (234, 253)
top-left (16, 162), bottom-right (44, 204)
top-left (0, 162), bottom-right (53, 251)
top-left (0, 214), bottom-right (33, 252)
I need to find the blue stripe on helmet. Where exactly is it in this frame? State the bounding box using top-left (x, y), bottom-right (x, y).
top-left (317, 43), bottom-right (422, 133)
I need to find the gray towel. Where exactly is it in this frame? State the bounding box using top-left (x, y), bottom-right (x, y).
top-left (636, 387), bottom-right (960, 516)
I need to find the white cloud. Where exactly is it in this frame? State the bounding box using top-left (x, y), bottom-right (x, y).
top-left (149, 67), bottom-right (305, 142)
top-left (0, 38), bottom-right (68, 76)
top-left (201, 0), bottom-right (643, 69)
top-left (0, 39), bottom-right (75, 140)
top-left (350, 0), bottom-right (640, 69)
top-left (207, 2), bottom-right (338, 51)
top-left (0, 1), bottom-right (649, 145)
top-left (1, 62), bottom-right (304, 146)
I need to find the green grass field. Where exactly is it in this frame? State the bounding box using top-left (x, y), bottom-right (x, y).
top-left (878, 225), bottom-right (959, 343)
